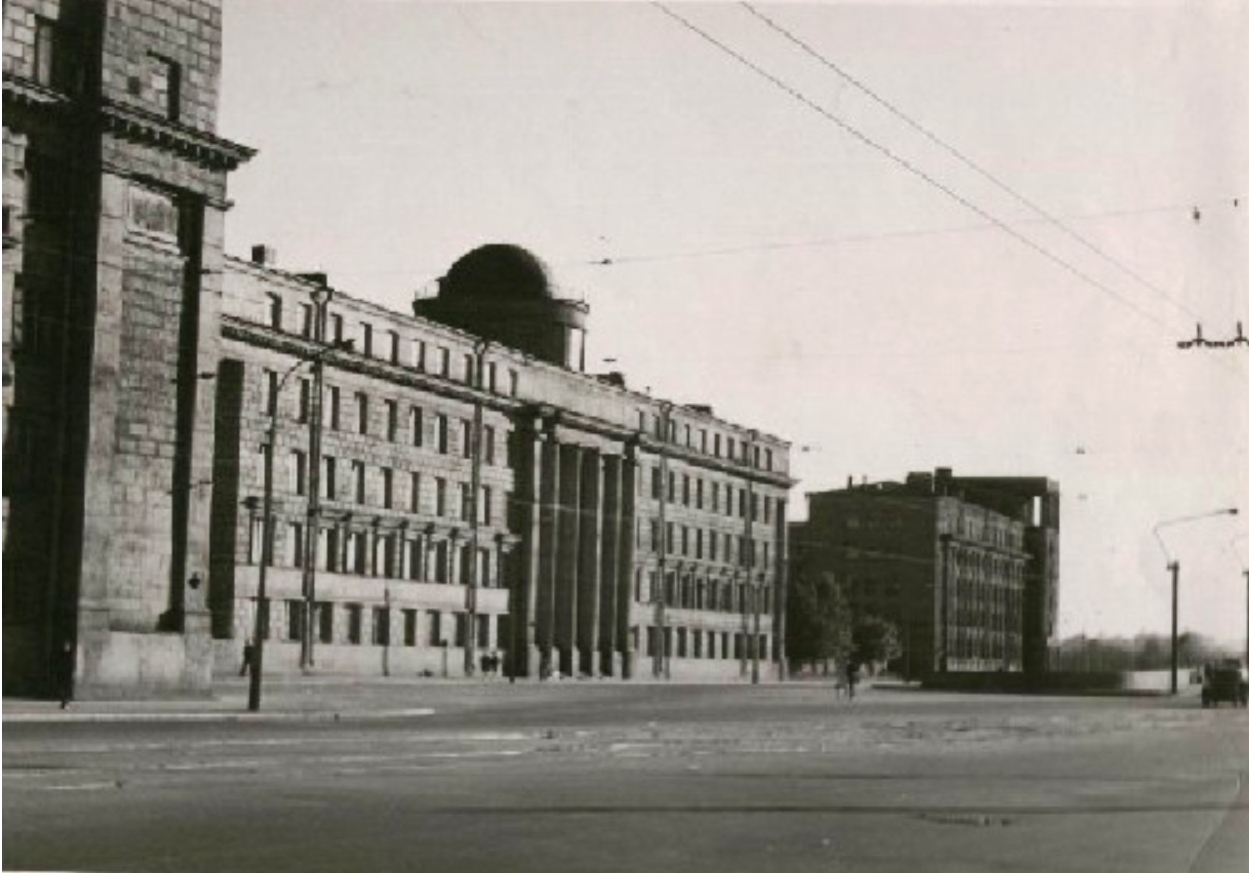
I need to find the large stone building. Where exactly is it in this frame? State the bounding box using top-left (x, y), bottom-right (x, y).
top-left (3, 0), bottom-right (793, 697)
top-left (790, 468), bottom-right (1058, 678)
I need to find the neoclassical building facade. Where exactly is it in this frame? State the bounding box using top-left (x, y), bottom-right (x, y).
top-left (3, 0), bottom-right (792, 696)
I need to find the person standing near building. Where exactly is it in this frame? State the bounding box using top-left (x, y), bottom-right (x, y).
top-left (58, 640), bottom-right (75, 709)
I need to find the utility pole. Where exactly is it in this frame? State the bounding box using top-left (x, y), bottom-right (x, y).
top-left (653, 401), bottom-right (672, 679)
top-left (465, 339), bottom-right (489, 678)
top-left (300, 285), bottom-right (333, 670)
top-left (1169, 561), bottom-right (1180, 695)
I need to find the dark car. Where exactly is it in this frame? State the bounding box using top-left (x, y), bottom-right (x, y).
top-left (1200, 661), bottom-right (1248, 708)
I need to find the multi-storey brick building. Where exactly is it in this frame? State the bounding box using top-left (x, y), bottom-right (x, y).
top-left (3, 1), bottom-right (793, 696)
top-left (790, 468), bottom-right (1057, 678)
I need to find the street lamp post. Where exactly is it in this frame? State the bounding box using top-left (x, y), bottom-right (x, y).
top-left (465, 339), bottom-right (489, 678)
top-left (745, 430), bottom-right (760, 685)
top-left (247, 334), bottom-right (350, 712)
top-left (653, 401), bottom-right (673, 680)
top-left (1153, 507), bottom-right (1238, 695)
top-left (300, 285), bottom-right (333, 671)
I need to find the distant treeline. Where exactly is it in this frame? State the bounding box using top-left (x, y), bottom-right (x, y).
top-left (1052, 633), bottom-right (1243, 672)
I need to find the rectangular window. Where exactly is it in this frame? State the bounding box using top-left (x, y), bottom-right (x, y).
top-left (460, 419), bottom-right (471, 459)
top-left (681, 525), bottom-right (689, 557)
top-left (328, 386), bottom-right (341, 430)
top-left (695, 528), bottom-right (703, 560)
top-left (297, 379), bottom-right (311, 423)
top-left (355, 392), bottom-right (368, 435)
top-left (347, 605), bottom-right (363, 644)
top-left (484, 425), bottom-right (496, 464)
top-left (403, 609), bottom-right (417, 646)
top-left (477, 613), bottom-right (490, 648)
top-left (318, 603), bottom-right (334, 643)
top-left (667, 472), bottom-right (676, 502)
top-left (682, 475), bottom-right (690, 506)
top-left (434, 541), bottom-right (449, 583)
top-left (739, 490), bottom-right (747, 518)
top-left (352, 460), bottom-right (366, 504)
top-left (436, 414), bottom-right (449, 454)
top-left (435, 477), bottom-right (447, 516)
top-left (508, 369), bottom-right (519, 397)
top-left (299, 303), bottom-right (313, 338)
top-left (289, 450), bottom-right (307, 496)
top-left (438, 347), bottom-right (451, 376)
top-left (727, 437), bottom-right (735, 460)
top-left (482, 486), bottom-right (493, 525)
top-left (33, 17), bottom-right (57, 87)
top-left (388, 330), bottom-right (400, 363)
top-left (409, 472), bottom-right (421, 513)
top-left (381, 467), bottom-right (393, 509)
top-left (487, 362), bottom-right (498, 393)
top-left (267, 295), bottom-right (282, 330)
top-left (146, 53), bottom-right (181, 120)
top-left (410, 406), bottom-right (424, 446)
top-left (765, 448), bottom-right (774, 471)
top-left (408, 540), bottom-right (422, 581)
top-left (764, 496), bottom-right (772, 524)
top-left (428, 610), bottom-right (442, 646)
top-left (463, 353), bottom-right (474, 384)
top-left (264, 369), bottom-right (278, 416)
top-left (711, 482), bottom-right (720, 513)
top-left (322, 456), bottom-right (336, 500)
top-left (331, 314), bottom-right (344, 343)
top-left (372, 607), bottom-right (390, 646)
top-left (287, 600), bottom-right (305, 641)
top-left (288, 522), bottom-right (305, 568)
top-left (459, 482), bottom-right (471, 522)
top-left (651, 467), bottom-right (662, 499)
top-left (651, 519), bottom-right (661, 554)
top-left (412, 339), bottom-right (426, 370)
top-left (386, 400), bottom-right (398, 441)
top-left (709, 530), bottom-right (718, 562)
top-left (666, 522), bottom-right (675, 555)
top-left (479, 548), bottom-right (492, 588)
top-left (696, 479), bottom-right (704, 509)
top-left (249, 516), bottom-right (265, 564)
top-left (360, 323), bottom-right (373, 357)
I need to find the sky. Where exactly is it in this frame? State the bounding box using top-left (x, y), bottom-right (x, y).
top-left (217, 0), bottom-right (1249, 643)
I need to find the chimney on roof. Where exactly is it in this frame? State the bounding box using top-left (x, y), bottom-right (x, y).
top-left (251, 244), bottom-right (277, 266)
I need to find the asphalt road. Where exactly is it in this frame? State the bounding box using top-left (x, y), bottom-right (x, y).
top-left (4, 685), bottom-right (1247, 873)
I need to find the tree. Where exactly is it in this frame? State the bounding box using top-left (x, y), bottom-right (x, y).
top-left (852, 613), bottom-right (902, 669)
top-left (786, 571), bottom-right (853, 673)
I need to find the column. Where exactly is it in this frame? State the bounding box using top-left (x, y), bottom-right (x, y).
top-left (554, 442), bottom-right (582, 676)
top-left (616, 443), bottom-right (638, 678)
top-left (576, 449), bottom-right (603, 677)
top-left (598, 453), bottom-right (623, 676)
top-left (536, 424), bottom-right (561, 674)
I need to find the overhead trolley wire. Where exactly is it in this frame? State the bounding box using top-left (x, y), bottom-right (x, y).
top-left (740, 2), bottom-right (1208, 326)
top-left (650, 2), bottom-right (1175, 332)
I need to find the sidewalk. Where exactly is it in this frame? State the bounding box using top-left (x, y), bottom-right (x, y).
top-left (2, 675), bottom-right (442, 724)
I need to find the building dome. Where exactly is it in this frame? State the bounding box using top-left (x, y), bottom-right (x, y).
top-left (440, 244), bottom-right (554, 302)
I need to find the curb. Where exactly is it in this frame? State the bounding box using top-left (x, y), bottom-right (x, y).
top-left (2, 707), bottom-right (435, 725)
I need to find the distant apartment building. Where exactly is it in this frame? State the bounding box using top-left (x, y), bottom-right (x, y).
top-left (3, 1), bottom-right (793, 697)
top-left (790, 468), bottom-right (1059, 677)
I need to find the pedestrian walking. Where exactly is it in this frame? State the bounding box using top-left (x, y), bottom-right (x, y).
top-left (58, 639), bottom-right (75, 709)
top-left (239, 641), bottom-right (255, 677)
top-left (845, 659), bottom-right (859, 701)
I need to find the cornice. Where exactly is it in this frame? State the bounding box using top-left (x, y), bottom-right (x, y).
top-left (2, 76), bottom-right (72, 109)
top-left (99, 100), bottom-right (255, 170)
